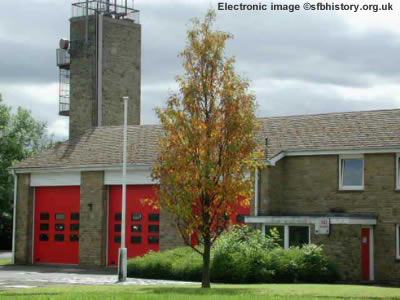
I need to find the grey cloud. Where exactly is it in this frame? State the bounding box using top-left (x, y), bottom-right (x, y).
top-left (256, 83), bottom-right (398, 118)
top-left (0, 0), bottom-right (400, 139)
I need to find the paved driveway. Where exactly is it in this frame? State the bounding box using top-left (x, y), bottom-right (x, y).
top-left (0, 265), bottom-right (195, 290)
top-left (0, 252), bottom-right (11, 260)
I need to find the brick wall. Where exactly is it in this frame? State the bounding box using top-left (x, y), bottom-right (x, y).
top-left (79, 171), bottom-right (107, 266)
top-left (259, 153), bottom-right (400, 282)
top-left (15, 174), bottom-right (34, 264)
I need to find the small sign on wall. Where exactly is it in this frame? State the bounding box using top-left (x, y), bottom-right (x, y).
top-left (315, 218), bottom-right (330, 235)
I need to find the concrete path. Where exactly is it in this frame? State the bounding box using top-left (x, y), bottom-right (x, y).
top-left (0, 265), bottom-right (196, 290)
top-left (0, 252), bottom-right (11, 260)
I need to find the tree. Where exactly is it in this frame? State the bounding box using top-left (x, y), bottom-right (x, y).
top-left (0, 94), bottom-right (54, 249)
top-left (151, 10), bottom-right (264, 288)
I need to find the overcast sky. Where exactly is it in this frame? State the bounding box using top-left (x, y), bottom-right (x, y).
top-left (1, 0), bottom-right (399, 140)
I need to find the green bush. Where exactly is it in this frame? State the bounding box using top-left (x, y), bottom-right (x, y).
top-left (211, 226), bottom-right (279, 283)
top-left (127, 247), bottom-right (202, 281)
top-left (127, 226), bottom-right (339, 283)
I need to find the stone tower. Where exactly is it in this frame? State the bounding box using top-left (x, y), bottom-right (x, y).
top-left (57, 1), bottom-right (141, 139)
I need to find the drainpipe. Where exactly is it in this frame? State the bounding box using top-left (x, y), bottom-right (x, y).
top-left (254, 168), bottom-right (259, 216)
top-left (11, 171), bottom-right (17, 264)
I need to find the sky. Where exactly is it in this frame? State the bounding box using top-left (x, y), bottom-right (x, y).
top-left (1, 0), bottom-right (399, 140)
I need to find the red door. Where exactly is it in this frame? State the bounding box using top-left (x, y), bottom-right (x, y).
top-left (108, 185), bottom-right (159, 266)
top-left (34, 186), bottom-right (80, 264)
top-left (361, 228), bottom-right (370, 281)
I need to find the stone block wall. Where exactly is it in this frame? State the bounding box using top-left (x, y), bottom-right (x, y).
top-left (102, 17), bottom-right (141, 128)
top-left (79, 171), bottom-right (107, 266)
top-left (159, 209), bottom-right (186, 251)
top-left (14, 174), bottom-right (34, 264)
top-left (312, 224), bottom-right (362, 281)
top-left (69, 16), bottom-right (98, 139)
top-left (259, 153), bottom-right (400, 282)
top-left (69, 16), bottom-right (141, 139)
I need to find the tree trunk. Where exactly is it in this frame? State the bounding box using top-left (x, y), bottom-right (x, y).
top-left (201, 234), bottom-right (211, 288)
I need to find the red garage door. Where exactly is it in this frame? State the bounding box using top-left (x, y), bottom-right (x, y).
top-left (34, 186), bottom-right (80, 264)
top-left (108, 185), bottom-right (159, 266)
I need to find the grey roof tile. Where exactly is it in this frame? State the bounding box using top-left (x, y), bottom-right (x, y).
top-left (12, 109), bottom-right (400, 169)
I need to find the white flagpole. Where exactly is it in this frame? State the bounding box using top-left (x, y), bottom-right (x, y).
top-left (118, 96), bottom-right (129, 282)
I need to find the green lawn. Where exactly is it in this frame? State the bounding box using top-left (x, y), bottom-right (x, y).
top-left (1, 284), bottom-right (400, 299)
top-left (0, 259), bottom-right (11, 266)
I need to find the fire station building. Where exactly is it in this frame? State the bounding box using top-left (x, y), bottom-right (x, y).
top-left (10, 1), bottom-right (400, 283)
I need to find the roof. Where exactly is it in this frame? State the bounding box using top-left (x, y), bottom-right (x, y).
top-left (12, 109), bottom-right (400, 170)
top-left (259, 109), bottom-right (400, 158)
top-left (13, 125), bottom-right (163, 169)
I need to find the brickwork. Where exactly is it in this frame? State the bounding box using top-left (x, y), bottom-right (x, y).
top-left (15, 174), bottom-right (34, 264)
top-left (79, 171), bottom-right (107, 266)
top-left (69, 16), bottom-right (141, 139)
top-left (260, 153), bottom-right (400, 282)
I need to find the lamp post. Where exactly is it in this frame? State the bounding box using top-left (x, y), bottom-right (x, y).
top-left (118, 96), bottom-right (129, 282)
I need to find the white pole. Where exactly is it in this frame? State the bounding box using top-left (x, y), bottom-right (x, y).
top-left (118, 96), bottom-right (129, 282)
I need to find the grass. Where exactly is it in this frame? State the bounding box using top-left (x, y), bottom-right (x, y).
top-left (0, 259), bottom-right (11, 266)
top-left (1, 284), bottom-right (400, 299)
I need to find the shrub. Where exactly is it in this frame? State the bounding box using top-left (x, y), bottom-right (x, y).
top-left (127, 226), bottom-right (339, 283)
top-left (211, 226), bottom-right (279, 283)
top-left (127, 247), bottom-right (202, 281)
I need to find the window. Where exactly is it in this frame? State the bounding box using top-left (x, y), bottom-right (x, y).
top-left (132, 213), bottom-right (143, 221)
top-left (70, 234), bottom-right (79, 242)
top-left (131, 236), bottom-right (142, 244)
top-left (39, 234), bottom-right (49, 242)
top-left (289, 226), bottom-right (309, 247)
top-left (264, 225), bottom-right (310, 249)
top-left (148, 225), bottom-right (159, 233)
top-left (55, 224), bottom-right (65, 231)
top-left (115, 213), bottom-right (122, 221)
top-left (236, 215), bottom-right (246, 223)
top-left (70, 224), bottom-right (80, 231)
top-left (114, 235), bottom-right (121, 243)
top-left (396, 154), bottom-right (400, 190)
top-left (55, 234), bottom-right (64, 242)
top-left (148, 214), bottom-right (160, 222)
top-left (71, 213), bottom-right (80, 221)
top-left (55, 213), bottom-right (65, 220)
top-left (40, 223), bottom-right (49, 231)
top-left (148, 236), bottom-right (159, 245)
top-left (265, 225), bottom-right (284, 248)
top-left (40, 213), bottom-right (49, 220)
top-left (131, 225), bottom-right (142, 232)
top-left (339, 155), bottom-right (364, 190)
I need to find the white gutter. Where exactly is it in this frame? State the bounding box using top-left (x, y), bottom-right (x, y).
top-left (11, 171), bottom-right (17, 264)
top-left (268, 147), bottom-right (400, 166)
top-left (11, 163), bottom-right (153, 174)
top-left (245, 215), bottom-right (377, 225)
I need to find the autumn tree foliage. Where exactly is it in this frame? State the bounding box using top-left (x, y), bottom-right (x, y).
top-left (151, 10), bottom-right (263, 288)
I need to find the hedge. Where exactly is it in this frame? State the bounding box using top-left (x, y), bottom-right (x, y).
top-left (127, 226), bottom-right (339, 283)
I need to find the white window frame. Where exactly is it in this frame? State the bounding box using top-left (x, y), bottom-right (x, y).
top-left (396, 154), bottom-right (400, 191)
top-left (339, 154), bottom-right (364, 191)
top-left (262, 224), bottom-right (311, 250)
top-left (396, 225), bottom-right (400, 260)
